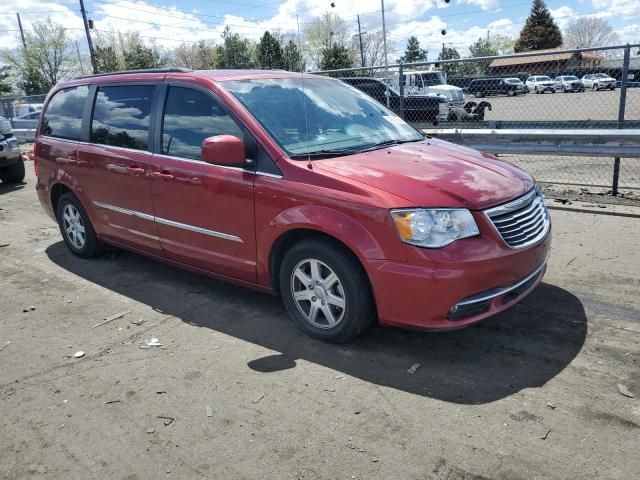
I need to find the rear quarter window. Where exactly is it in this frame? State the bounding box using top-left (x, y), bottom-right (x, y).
top-left (41, 86), bottom-right (89, 140)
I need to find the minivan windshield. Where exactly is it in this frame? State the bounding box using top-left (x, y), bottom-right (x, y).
top-left (221, 78), bottom-right (423, 158)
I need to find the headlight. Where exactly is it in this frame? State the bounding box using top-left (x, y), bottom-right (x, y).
top-left (438, 102), bottom-right (449, 114)
top-left (390, 208), bottom-right (479, 248)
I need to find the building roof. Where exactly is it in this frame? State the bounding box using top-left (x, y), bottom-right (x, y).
top-left (489, 49), bottom-right (601, 67)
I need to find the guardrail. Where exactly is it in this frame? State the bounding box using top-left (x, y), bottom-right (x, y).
top-left (424, 128), bottom-right (640, 195)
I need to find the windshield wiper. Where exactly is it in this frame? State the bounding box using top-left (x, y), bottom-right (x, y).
top-left (289, 148), bottom-right (359, 159)
top-left (359, 138), bottom-right (422, 153)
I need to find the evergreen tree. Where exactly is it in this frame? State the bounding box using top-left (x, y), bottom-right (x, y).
top-left (214, 26), bottom-right (254, 69)
top-left (282, 40), bottom-right (305, 72)
top-left (514, 0), bottom-right (562, 52)
top-left (437, 46), bottom-right (461, 76)
top-left (0, 66), bottom-right (12, 95)
top-left (399, 36), bottom-right (428, 63)
top-left (320, 45), bottom-right (353, 70)
top-left (94, 45), bottom-right (121, 73)
top-left (256, 31), bottom-right (284, 69)
top-left (468, 37), bottom-right (497, 75)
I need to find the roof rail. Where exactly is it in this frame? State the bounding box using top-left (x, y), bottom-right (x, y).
top-left (74, 67), bottom-right (193, 80)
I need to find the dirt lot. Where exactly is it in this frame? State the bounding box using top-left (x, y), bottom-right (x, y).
top-left (1, 168), bottom-right (639, 480)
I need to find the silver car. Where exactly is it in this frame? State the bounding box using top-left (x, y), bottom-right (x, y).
top-left (12, 111), bottom-right (41, 130)
top-left (581, 73), bottom-right (616, 91)
top-left (554, 76), bottom-right (584, 93)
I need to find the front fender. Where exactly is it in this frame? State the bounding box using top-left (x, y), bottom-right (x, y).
top-left (256, 204), bottom-right (407, 288)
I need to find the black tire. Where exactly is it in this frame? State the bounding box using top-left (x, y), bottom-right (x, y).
top-left (279, 237), bottom-right (375, 343)
top-left (56, 192), bottom-right (104, 258)
top-left (507, 89), bottom-right (515, 97)
top-left (0, 157), bottom-right (25, 184)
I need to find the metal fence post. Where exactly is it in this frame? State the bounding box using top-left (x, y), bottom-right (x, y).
top-left (398, 63), bottom-right (405, 119)
top-left (613, 44), bottom-right (631, 196)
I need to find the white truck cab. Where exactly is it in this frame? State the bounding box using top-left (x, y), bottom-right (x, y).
top-left (393, 70), bottom-right (465, 107)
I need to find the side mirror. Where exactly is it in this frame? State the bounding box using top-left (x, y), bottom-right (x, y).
top-left (201, 135), bottom-right (246, 167)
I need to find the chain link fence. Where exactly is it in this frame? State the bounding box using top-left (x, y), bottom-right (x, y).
top-left (315, 45), bottom-right (640, 203)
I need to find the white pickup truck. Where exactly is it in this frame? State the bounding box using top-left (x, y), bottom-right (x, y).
top-left (0, 116), bottom-right (25, 184)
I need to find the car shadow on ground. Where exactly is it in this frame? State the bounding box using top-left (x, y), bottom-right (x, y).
top-left (47, 242), bottom-right (587, 405)
top-left (0, 181), bottom-right (26, 195)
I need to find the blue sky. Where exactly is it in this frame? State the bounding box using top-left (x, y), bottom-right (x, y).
top-left (1, 0), bottom-right (638, 63)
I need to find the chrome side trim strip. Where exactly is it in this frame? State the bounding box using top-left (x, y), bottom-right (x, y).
top-left (255, 171), bottom-right (284, 179)
top-left (92, 200), bottom-right (243, 244)
top-left (455, 252), bottom-right (550, 307)
top-left (93, 201), bottom-right (155, 222)
top-left (154, 216), bottom-right (243, 243)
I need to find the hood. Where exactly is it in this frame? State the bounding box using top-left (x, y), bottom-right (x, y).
top-left (315, 139), bottom-right (534, 210)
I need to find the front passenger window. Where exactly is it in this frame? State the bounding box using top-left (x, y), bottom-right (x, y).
top-left (162, 86), bottom-right (243, 161)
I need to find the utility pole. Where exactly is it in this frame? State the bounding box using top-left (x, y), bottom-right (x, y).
top-left (381, 0), bottom-right (388, 74)
top-left (79, 0), bottom-right (96, 73)
top-left (442, 42), bottom-right (445, 60)
top-left (356, 15), bottom-right (366, 67)
top-left (16, 13), bottom-right (27, 50)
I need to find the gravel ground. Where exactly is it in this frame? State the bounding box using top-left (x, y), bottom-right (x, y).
top-left (483, 88), bottom-right (640, 124)
top-left (1, 168), bottom-right (639, 480)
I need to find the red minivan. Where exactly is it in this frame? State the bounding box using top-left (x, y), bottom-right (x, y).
top-left (35, 68), bottom-right (551, 342)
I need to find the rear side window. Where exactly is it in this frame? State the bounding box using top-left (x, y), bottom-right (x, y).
top-left (161, 86), bottom-right (243, 161)
top-left (91, 85), bottom-right (154, 151)
top-left (41, 86), bottom-right (89, 140)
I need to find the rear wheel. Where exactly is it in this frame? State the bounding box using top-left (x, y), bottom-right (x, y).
top-left (56, 193), bottom-right (104, 258)
top-left (0, 157), bottom-right (25, 184)
top-left (279, 238), bottom-right (375, 343)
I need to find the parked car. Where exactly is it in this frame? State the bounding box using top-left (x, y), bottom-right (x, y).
top-left (525, 76), bottom-right (556, 94)
top-left (553, 75), bottom-right (584, 92)
top-left (468, 78), bottom-right (524, 97)
top-left (504, 77), bottom-right (528, 93)
top-left (0, 115), bottom-right (24, 184)
top-left (339, 77), bottom-right (449, 123)
top-left (12, 111), bottom-right (41, 130)
top-left (581, 73), bottom-right (616, 91)
top-left (14, 103), bottom-right (43, 118)
top-left (341, 77), bottom-right (490, 123)
top-left (35, 68), bottom-right (551, 342)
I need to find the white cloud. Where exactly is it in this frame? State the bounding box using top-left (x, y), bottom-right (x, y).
top-left (592, 0), bottom-right (640, 19)
top-left (549, 6), bottom-right (575, 30)
top-left (460, 0), bottom-right (501, 11)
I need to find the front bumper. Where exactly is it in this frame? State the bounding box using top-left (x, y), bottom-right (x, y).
top-left (0, 137), bottom-right (21, 167)
top-left (365, 213), bottom-right (551, 330)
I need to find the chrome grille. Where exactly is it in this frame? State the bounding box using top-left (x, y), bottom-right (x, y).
top-left (485, 188), bottom-right (550, 248)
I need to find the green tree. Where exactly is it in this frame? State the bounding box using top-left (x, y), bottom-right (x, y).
top-left (256, 31), bottom-right (284, 69)
top-left (1, 19), bottom-right (77, 94)
top-left (304, 13), bottom-right (353, 69)
top-left (123, 41), bottom-right (161, 70)
top-left (214, 26), bottom-right (254, 69)
top-left (282, 40), bottom-right (305, 72)
top-left (468, 37), bottom-right (497, 75)
top-left (94, 45), bottom-right (120, 74)
top-left (172, 40), bottom-right (216, 69)
top-left (514, 0), bottom-right (562, 52)
top-left (488, 34), bottom-right (516, 55)
top-left (437, 46), bottom-right (461, 76)
top-left (399, 36), bottom-right (428, 64)
top-left (320, 45), bottom-right (353, 70)
top-left (0, 66), bottom-right (12, 95)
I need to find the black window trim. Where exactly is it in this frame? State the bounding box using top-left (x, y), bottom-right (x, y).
top-left (87, 81), bottom-right (159, 153)
top-left (156, 80), bottom-right (282, 177)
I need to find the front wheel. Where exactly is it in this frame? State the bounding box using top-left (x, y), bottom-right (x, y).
top-left (279, 238), bottom-right (375, 343)
top-left (592, 84), bottom-right (598, 91)
top-left (0, 157), bottom-right (25, 184)
top-left (56, 193), bottom-right (104, 258)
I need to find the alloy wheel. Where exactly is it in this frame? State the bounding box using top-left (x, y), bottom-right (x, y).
top-left (290, 258), bottom-right (346, 329)
top-left (62, 204), bottom-right (86, 249)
